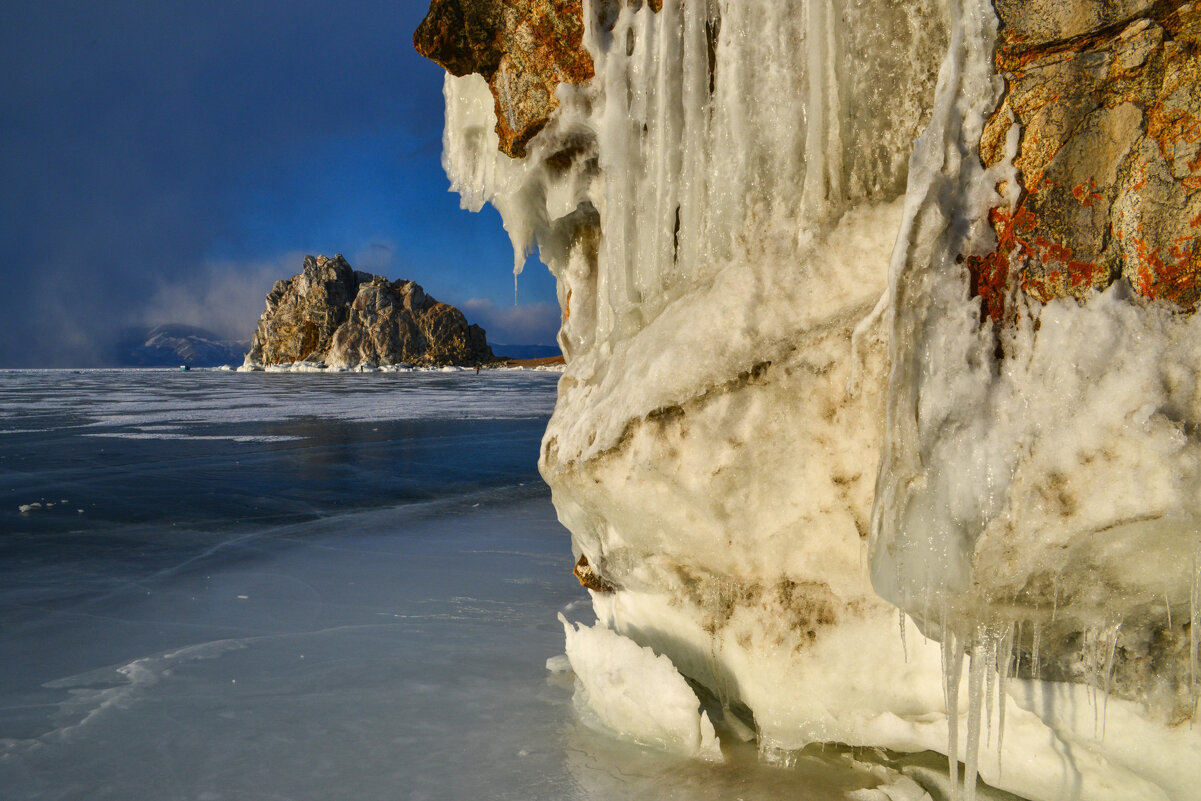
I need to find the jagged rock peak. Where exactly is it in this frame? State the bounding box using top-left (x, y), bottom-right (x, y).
top-left (243, 254), bottom-right (492, 369)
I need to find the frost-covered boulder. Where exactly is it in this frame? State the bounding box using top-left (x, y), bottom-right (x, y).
top-left (243, 254), bottom-right (492, 369)
top-left (418, 0), bottom-right (1201, 798)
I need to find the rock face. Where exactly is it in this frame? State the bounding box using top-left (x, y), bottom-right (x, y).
top-left (414, 0), bottom-right (594, 157)
top-left (420, 1), bottom-right (1201, 799)
top-left (971, 2), bottom-right (1201, 324)
top-left (243, 255), bottom-right (491, 368)
top-left (878, 0), bottom-right (1201, 724)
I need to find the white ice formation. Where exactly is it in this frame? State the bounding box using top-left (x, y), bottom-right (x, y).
top-left (437, 1), bottom-right (1201, 799)
top-left (559, 613), bottom-right (722, 760)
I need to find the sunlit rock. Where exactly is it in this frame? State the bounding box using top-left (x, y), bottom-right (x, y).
top-left (876, 0), bottom-right (1201, 732)
top-left (414, 0), bottom-right (594, 157)
top-left (243, 254), bottom-right (491, 369)
top-left (970, 2), bottom-right (1201, 319)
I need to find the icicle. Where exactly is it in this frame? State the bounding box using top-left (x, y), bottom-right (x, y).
top-left (1031, 623), bottom-right (1042, 680)
top-left (942, 625), bottom-right (965, 801)
top-left (1165, 590), bottom-right (1172, 629)
top-left (1051, 575), bottom-right (1059, 623)
top-left (848, 289), bottom-right (889, 395)
top-left (984, 630), bottom-right (996, 748)
top-left (899, 608), bottom-right (908, 663)
top-left (1084, 627), bottom-right (1099, 737)
top-left (923, 588), bottom-right (931, 644)
top-left (965, 633), bottom-right (986, 801)
top-left (1101, 623), bottom-right (1119, 741)
top-left (996, 622), bottom-right (1014, 779)
top-left (1013, 618), bottom-right (1023, 672)
top-left (801, 0), bottom-right (830, 217)
top-left (1191, 541), bottom-right (1200, 720)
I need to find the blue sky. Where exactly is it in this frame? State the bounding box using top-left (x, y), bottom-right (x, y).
top-left (0, 0), bottom-right (561, 366)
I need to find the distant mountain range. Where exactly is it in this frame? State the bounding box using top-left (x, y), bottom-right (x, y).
top-left (115, 324), bottom-right (248, 367)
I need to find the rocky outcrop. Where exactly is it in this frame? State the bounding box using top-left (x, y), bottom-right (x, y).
top-left (970, 1), bottom-right (1201, 325)
top-left (243, 255), bottom-right (491, 368)
top-left (907, 0), bottom-right (1201, 728)
top-left (413, 0), bottom-right (594, 157)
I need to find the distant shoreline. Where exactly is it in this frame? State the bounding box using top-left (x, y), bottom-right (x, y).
top-left (0, 362), bottom-right (566, 373)
top-left (488, 355), bottom-right (565, 369)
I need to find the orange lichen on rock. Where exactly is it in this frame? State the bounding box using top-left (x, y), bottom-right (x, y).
top-left (414, 0), bottom-right (668, 158)
top-left (968, 1), bottom-right (1201, 326)
top-left (1132, 233), bottom-right (1201, 306)
top-left (1072, 178), bottom-right (1105, 206)
top-left (967, 206), bottom-right (1032, 325)
top-left (414, 0), bottom-right (595, 157)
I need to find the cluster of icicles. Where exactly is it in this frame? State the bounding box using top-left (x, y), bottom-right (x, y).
top-left (926, 620), bottom-right (1110, 801)
top-left (901, 538), bottom-right (1201, 801)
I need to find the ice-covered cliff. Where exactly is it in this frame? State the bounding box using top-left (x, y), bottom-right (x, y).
top-left (417, 1), bottom-right (1201, 798)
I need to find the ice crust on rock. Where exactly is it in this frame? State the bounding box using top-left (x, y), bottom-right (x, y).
top-left (874, 0), bottom-right (1201, 739)
top-left (441, 0), bottom-right (959, 768)
top-left (848, 775), bottom-right (933, 801)
top-left (432, 0), bottom-right (1201, 798)
top-left (872, 1), bottom-right (1201, 794)
top-left (559, 614), bottom-right (722, 761)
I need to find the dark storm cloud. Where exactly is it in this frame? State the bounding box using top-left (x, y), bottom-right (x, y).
top-left (0, 0), bottom-right (451, 365)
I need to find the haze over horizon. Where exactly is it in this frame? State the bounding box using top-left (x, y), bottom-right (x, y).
top-left (0, 0), bottom-right (561, 367)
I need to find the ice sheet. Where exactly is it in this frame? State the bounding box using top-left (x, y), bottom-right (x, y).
top-left (1, 496), bottom-right (937, 801)
top-left (0, 368), bottom-right (558, 431)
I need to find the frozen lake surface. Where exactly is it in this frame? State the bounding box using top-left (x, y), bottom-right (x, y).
top-left (0, 369), bottom-right (910, 800)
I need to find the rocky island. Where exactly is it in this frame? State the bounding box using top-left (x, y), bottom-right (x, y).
top-left (242, 254), bottom-right (492, 369)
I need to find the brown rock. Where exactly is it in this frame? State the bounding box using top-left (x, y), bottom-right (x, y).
top-left (969, 1), bottom-right (1201, 326)
top-left (572, 554), bottom-right (615, 593)
top-left (414, 0), bottom-right (596, 157)
top-left (994, 0), bottom-right (1158, 45)
top-left (244, 255), bottom-right (361, 365)
top-left (244, 255), bottom-right (493, 368)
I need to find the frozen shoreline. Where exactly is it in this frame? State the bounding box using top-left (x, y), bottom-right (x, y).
top-left (0, 493), bottom-right (584, 799)
top-left (1, 490), bottom-right (950, 801)
top-left (237, 361), bottom-right (564, 373)
top-left (0, 363), bottom-right (565, 373)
